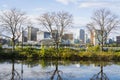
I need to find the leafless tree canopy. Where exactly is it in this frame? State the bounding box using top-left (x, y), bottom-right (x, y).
top-left (54, 11), bottom-right (73, 37)
top-left (0, 8), bottom-right (27, 39)
top-left (0, 8), bottom-right (27, 50)
top-left (37, 11), bottom-right (73, 44)
top-left (91, 9), bottom-right (119, 32)
top-left (37, 12), bottom-right (54, 32)
top-left (87, 9), bottom-right (120, 47)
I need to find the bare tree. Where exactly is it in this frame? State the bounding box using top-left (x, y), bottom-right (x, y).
top-left (37, 11), bottom-right (73, 51)
top-left (50, 61), bottom-right (63, 80)
top-left (86, 25), bottom-right (94, 45)
top-left (87, 9), bottom-right (120, 51)
top-left (0, 8), bottom-right (27, 51)
top-left (90, 65), bottom-right (109, 80)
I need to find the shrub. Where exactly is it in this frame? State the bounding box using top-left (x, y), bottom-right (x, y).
top-left (40, 45), bottom-right (45, 57)
top-left (23, 46), bottom-right (36, 58)
top-left (43, 48), bottom-right (57, 58)
top-left (0, 44), bottom-right (3, 54)
top-left (0, 44), bottom-right (2, 50)
top-left (87, 45), bottom-right (100, 52)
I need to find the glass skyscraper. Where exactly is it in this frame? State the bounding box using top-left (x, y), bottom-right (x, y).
top-left (79, 29), bottom-right (85, 43)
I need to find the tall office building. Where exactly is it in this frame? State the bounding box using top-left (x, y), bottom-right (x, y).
top-left (79, 29), bottom-right (85, 44)
top-left (37, 31), bottom-right (50, 41)
top-left (85, 34), bottom-right (90, 44)
top-left (22, 31), bottom-right (28, 42)
top-left (28, 26), bottom-right (39, 41)
top-left (91, 30), bottom-right (107, 45)
top-left (116, 36), bottom-right (120, 44)
top-left (62, 33), bottom-right (74, 44)
top-left (18, 30), bottom-right (28, 42)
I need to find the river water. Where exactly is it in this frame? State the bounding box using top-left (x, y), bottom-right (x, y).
top-left (0, 60), bottom-right (120, 80)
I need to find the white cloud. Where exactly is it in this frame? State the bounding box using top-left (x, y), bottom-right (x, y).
top-left (34, 8), bottom-right (46, 11)
top-left (56, 0), bottom-right (78, 5)
top-left (27, 14), bottom-right (38, 24)
top-left (74, 16), bottom-right (90, 26)
top-left (78, 1), bottom-right (120, 9)
top-left (79, 2), bottom-right (109, 8)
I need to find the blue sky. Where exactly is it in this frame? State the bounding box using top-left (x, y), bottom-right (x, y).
top-left (0, 0), bottom-right (120, 38)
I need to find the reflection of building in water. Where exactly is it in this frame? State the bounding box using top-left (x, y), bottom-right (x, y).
top-left (90, 66), bottom-right (109, 80)
top-left (75, 64), bottom-right (80, 68)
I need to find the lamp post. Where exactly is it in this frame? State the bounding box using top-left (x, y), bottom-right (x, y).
top-left (22, 27), bottom-right (23, 50)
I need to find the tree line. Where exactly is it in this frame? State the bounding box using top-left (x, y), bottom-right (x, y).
top-left (0, 8), bottom-right (120, 52)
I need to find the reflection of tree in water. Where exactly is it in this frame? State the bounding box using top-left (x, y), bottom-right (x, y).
top-left (0, 59), bottom-right (22, 80)
top-left (30, 60), bottom-right (73, 80)
top-left (50, 61), bottom-right (63, 80)
top-left (90, 65), bottom-right (109, 80)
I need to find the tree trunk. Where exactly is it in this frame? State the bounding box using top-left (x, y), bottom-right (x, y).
top-left (56, 42), bottom-right (59, 57)
top-left (101, 33), bottom-right (104, 51)
top-left (100, 66), bottom-right (103, 80)
top-left (11, 59), bottom-right (15, 80)
top-left (101, 41), bottom-right (104, 51)
top-left (56, 42), bottom-right (58, 52)
top-left (12, 37), bottom-right (15, 52)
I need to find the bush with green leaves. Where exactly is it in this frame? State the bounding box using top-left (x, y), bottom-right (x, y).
top-left (23, 46), bottom-right (36, 58)
top-left (87, 45), bottom-right (100, 52)
top-left (0, 44), bottom-right (3, 54)
top-left (40, 45), bottom-right (45, 57)
top-left (43, 48), bottom-right (57, 58)
top-left (0, 45), bottom-right (2, 49)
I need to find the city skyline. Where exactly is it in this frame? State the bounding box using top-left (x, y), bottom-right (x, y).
top-left (0, 0), bottom-right (120, 38)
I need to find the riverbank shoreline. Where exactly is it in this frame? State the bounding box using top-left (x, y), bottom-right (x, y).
top-left (1, 47), bottom-right (120, 61)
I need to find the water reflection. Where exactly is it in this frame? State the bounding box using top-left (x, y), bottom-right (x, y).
top-left (90, 65), bottom-right (109, 80)
top-left (11, 59), bottom-right (21, 80)
top-left (0, 60), bottom-right (120, 80)
top-left (0, 59), bottom-right (22, 80)
top-left (50, 61), bottom-right (63, 80)
top-left (21, 61), bottom-right (23, 80)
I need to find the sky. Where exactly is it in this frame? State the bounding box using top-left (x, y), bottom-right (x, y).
top-left (0, 0), bottom-right (120, 39)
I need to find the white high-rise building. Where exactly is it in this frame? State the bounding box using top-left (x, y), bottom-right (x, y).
top-left (91, 30), bottom-right (107, 45)
top-left (37, 31), bottom-right (50, 41)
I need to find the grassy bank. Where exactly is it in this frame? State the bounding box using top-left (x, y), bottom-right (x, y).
top-left (1, 46), bottom-right (120, 61)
